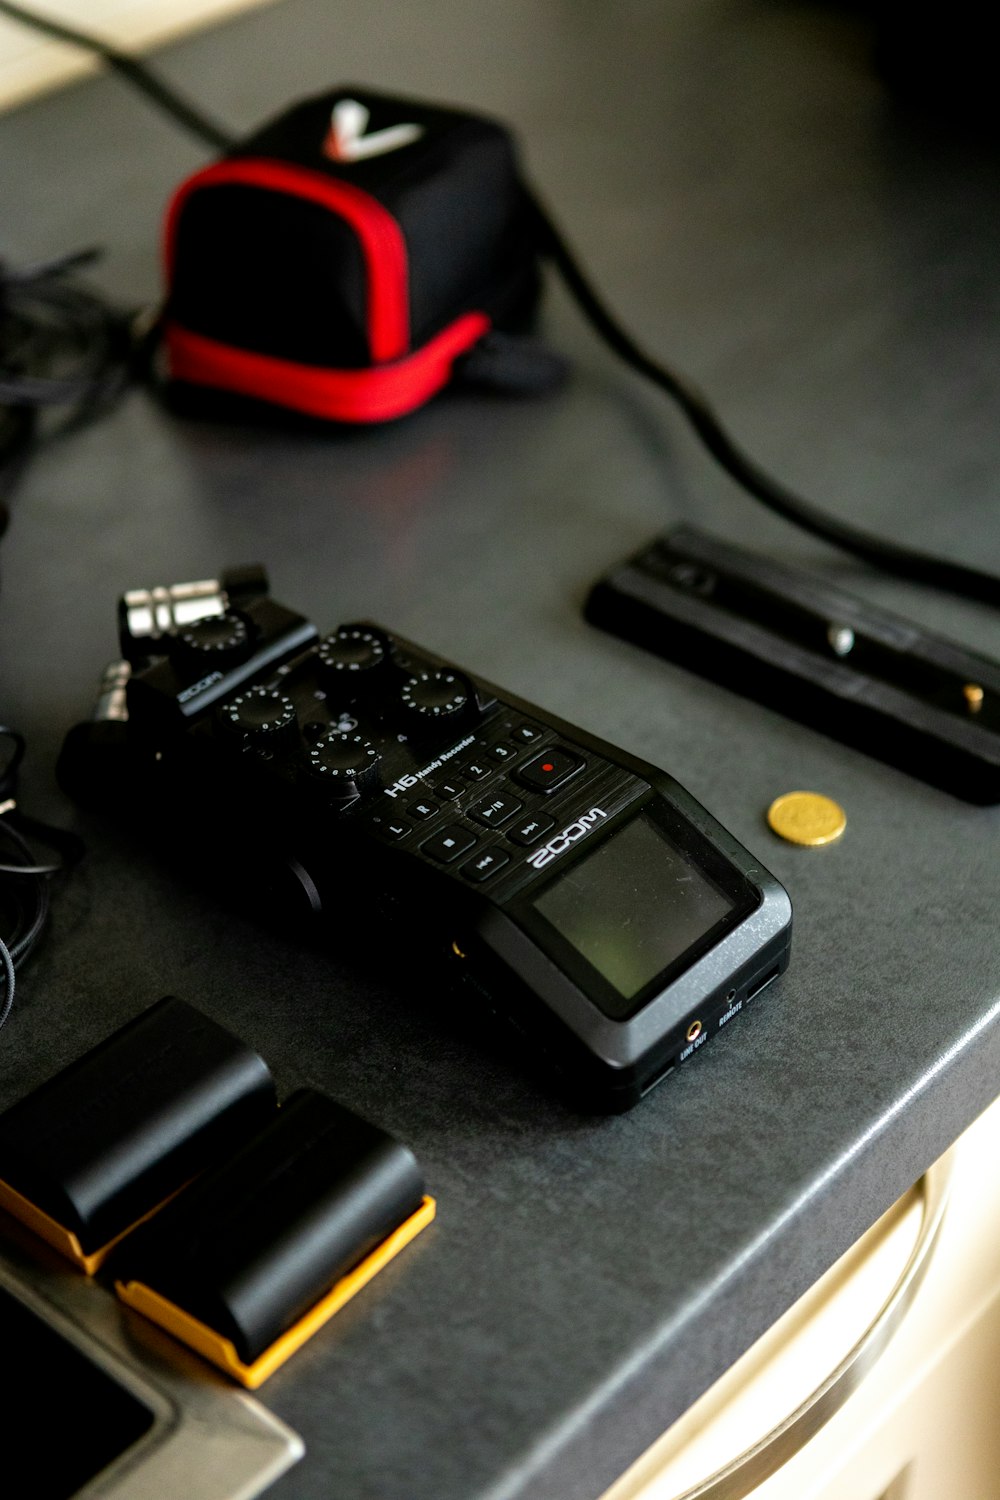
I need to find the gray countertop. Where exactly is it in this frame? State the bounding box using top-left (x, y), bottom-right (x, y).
top-left (3, 3), bottom-right (1000, 1496)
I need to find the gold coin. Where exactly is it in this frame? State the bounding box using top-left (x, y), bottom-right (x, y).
top-left (766, 791), bottom-right (846, 847)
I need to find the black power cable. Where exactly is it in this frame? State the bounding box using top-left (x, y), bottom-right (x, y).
top-left (1, 0), bottom-right (997, 609)
top-left (0, 0), bottom-right (235, 150)
top-left (533, 199), bottom-right (1000, 608)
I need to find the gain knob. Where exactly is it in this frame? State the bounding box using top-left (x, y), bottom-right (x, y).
top-left (219, 687), bottom-right (297, 746)
top-left (399, 670), bottom-right (475, 729)
top-left (317, 626), bottom-right (388, 685)
top-left (305, 732), bottom-right (381, 803)
top-left (176, 611), bottom-right (251, 664)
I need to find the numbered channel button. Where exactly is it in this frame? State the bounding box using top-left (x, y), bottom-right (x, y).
top-left (430, 777), bottom-right (464, 801)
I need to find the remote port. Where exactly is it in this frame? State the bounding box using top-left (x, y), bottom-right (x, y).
top-left (686, 1019), bottom-right (703, 1043)
top-left (747, 964), bottom-right (781, 1001)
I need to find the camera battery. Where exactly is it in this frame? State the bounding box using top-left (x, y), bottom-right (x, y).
top-left (113, 1089), bottom-right (434, 1387)
top-left (0, 996), bottom-right (277, 1272)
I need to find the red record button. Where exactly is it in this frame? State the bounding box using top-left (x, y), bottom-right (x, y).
top-left (515, 747), bottom-right (585, 794)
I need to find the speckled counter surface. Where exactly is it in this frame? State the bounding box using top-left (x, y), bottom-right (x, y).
top-left (3, 4), bottom-right (1000, 1497)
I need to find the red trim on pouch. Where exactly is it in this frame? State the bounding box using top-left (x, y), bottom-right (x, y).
top-left (165, 314), bottom-right (491, 424)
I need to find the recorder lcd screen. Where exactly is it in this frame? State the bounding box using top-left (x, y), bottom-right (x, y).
top-left (532, 815), bottom-right (735, 1003)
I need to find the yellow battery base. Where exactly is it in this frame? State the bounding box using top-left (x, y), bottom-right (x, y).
top-left (115, 1194), bottom-right (436, 1388)
top-left (0, 1174), bottom-right (168, 1275)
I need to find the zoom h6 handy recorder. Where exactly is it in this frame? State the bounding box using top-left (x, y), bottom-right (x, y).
top-left (60, 579), bottom-right (792, 1111)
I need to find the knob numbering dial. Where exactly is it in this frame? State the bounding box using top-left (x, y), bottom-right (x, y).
top-left (220, 687), bottom-right (297, 743)
top-left (317, 627), bottom-right (387, 682)
top-left (177, 611), bottom-right (250, 660)
top-left (306, 732), bottom-right (381, 802)
top-left (400, 671), bottom-right (474, 725)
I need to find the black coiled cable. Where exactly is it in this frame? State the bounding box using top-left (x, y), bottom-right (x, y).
top-left (0, 726), bottom-right (82, 1032)
top-left (0, 247), bottom-right (142, 535)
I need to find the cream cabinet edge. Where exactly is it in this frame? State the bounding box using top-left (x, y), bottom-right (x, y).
top-left (603, 1088), bottom-right (1000, 1500)
top-left (0, 0), bottom-right (281, 115)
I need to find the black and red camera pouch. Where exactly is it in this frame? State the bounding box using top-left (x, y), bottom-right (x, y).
top-left (163, 87), bottom-right (545, 424)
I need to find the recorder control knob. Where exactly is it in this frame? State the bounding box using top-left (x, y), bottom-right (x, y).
top-left (400, 671), bottom-right (474, 727)
top-left (317, 627), bottom-right (387, 684)
top-left (306, 732), bottom-right (381, 802)
top-left (177, 611), bottom-right (250, 662)
top-left (220, 687), bottom-right (297, 744)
